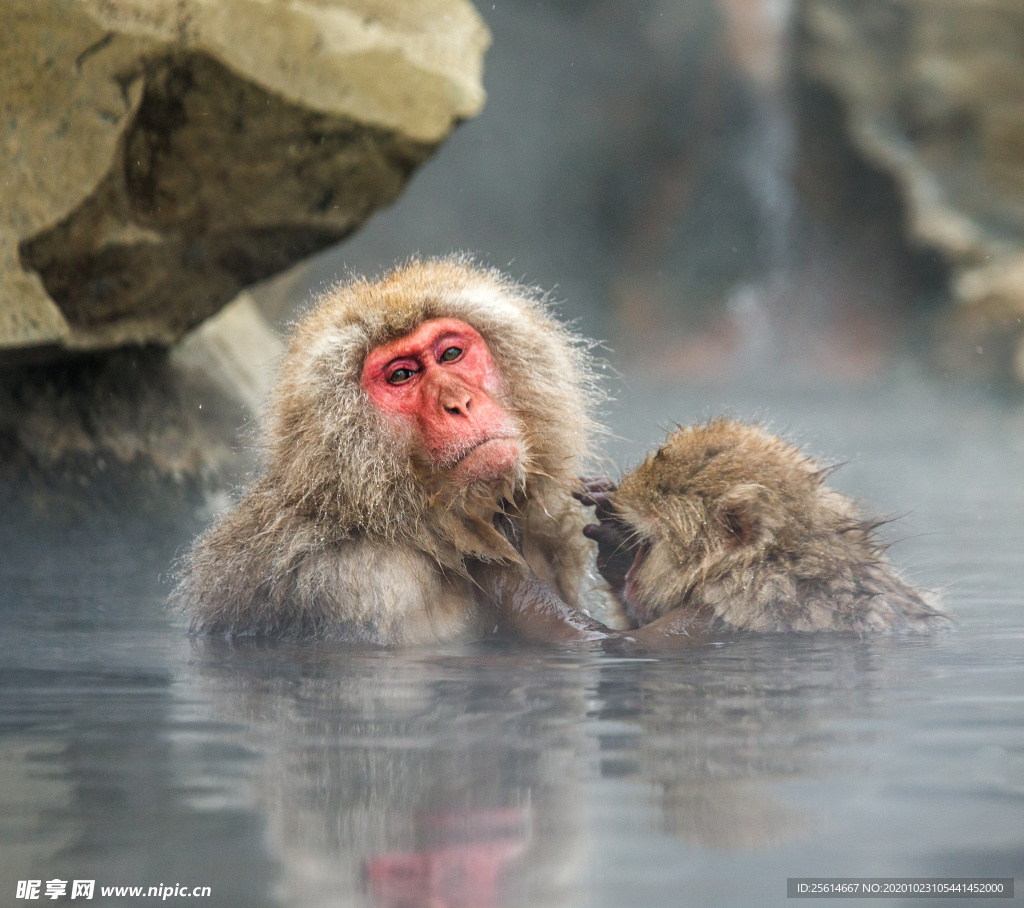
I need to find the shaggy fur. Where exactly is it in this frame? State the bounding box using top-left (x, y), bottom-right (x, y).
top-left (178, 257), bottom-right (617, 642)
top-left (613, 419), bottom-right (952, 634)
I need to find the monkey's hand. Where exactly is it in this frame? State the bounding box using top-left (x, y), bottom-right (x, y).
top-left (574, 477), bottom-right (636, 597)
top-left (469, 559), bottom-right (611, 643)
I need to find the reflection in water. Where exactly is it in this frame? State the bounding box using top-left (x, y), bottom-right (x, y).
top-left (364, 808), bottom-right (528, 908)
top-left (179, 633), bottom-right (899, 906)
top-left (185, 643), bottom-right (599, 908)
top-left (593, 641), bottom-right (887, 851)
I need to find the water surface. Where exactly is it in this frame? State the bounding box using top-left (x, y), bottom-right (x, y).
top-left (2, 371), bottom-right (1022, 907)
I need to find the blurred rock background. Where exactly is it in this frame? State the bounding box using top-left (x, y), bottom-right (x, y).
top-left (263, 0), bottom-right (969, 381)
top-left (4, 0), bottom-right (1024, 482)
top-left (800, 0), bottom-right (1024, 384)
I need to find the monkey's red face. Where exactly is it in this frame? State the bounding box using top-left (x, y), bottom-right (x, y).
top-left (362, 318), bottom-right (521, 484)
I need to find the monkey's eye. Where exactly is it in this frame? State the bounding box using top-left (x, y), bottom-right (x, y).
top-left (439, 346), bottom-right (463, 363)
top-left (387, 367), bottom-right (417, 384)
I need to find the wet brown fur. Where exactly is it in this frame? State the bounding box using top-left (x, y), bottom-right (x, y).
top-left (177, 257), bottom-right (614, 643)
top-left (615, 419), bottom-right (952, 634)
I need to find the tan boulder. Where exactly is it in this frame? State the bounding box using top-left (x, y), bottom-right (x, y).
top-left (1, 0), bottom-right (488, 357)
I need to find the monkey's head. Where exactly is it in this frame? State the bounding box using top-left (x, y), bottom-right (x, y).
top-left (614, 420), bottom-right (861, 626)
top-left (264, 257), bottom-right (601, 567)
top-left (360, 316), bottom-right (521, 485)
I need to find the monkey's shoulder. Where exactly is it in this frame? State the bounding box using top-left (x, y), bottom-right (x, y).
top-left (177, 496), bottom-right (482, 644)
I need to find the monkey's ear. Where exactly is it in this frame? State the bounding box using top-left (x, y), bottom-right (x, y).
top-left (715, 483), bottom-right (765, 550)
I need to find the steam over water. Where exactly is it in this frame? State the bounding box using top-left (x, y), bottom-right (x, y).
top-left (2, 371), bottom-right (1022, 907)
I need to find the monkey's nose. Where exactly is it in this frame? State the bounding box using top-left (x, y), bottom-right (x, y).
top-left (439, 388), bottom-right (472, 416)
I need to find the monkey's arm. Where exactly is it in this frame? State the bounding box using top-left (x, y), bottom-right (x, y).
top-left (468, 559), bottom-right (612, 643)
top-left (601, 609), bottom-right (715, 648)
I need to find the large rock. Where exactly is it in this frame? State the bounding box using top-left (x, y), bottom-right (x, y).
top-left (798, 0), bottom-right (1024, 382)
top-left (1, 0), bottom-right (488, 357)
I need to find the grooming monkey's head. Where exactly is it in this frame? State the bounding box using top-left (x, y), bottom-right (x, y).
top-left (614, 419), bottom-right (867, 628)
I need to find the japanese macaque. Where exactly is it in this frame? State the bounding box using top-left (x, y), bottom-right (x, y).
top-left (178, 257), bottom-right (623, 643)
top-left (580, 419), bottom-right (952, 641)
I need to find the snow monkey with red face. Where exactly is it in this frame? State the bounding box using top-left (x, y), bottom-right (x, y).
top-left (179, 258), bottom-right (625, 643)
top-left (579, 419), bottom-right (952, 643)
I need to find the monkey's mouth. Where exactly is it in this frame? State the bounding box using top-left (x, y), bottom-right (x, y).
top-left (450, 436), bottom-right (520, 481)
